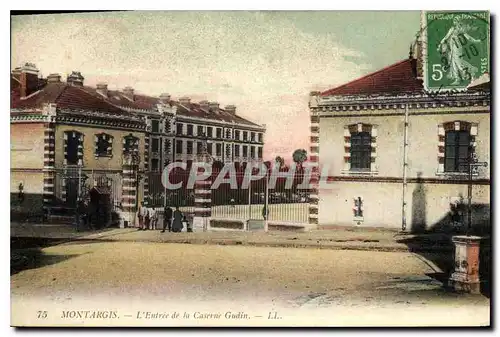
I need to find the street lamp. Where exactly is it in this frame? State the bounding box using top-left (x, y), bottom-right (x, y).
top-left (198, 132), bottom-right (214, 163)
top-left (465, 143), bottom-right (488, 236)
top-left (449, 143), bottom-right (488, 294)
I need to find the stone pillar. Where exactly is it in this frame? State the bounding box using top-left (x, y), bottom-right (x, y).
top-left (121, 158), bottom-right (137, 228)
top-left (42, 121), bottom-right (56, 215)
top-left (193, 177), bottom-right (212, 231)
top-left (308, 107), bottom-right (320, 227)
top-left (448, 235), bottom-right (482, 294)
top-left (144, 123), bottom-right (150, 206)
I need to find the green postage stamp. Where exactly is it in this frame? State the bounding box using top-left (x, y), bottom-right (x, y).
top-left (424, 11), bottom-right (490, 92)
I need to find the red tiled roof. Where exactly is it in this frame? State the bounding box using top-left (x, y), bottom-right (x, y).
top-left (468, 81), bottom-right (490, 92)
top-left (97, 90), bottom-right (160, 111)
top-left (321, 58), bottom-right (423, 96)
top-left (11, 74), bottom-right (262, 127)
top-left (174, 102), bottom-right (260, 127)
top-left (89, 87), bottom-right (261, 127)
top-left (11, 82), bottom-right (126, 114)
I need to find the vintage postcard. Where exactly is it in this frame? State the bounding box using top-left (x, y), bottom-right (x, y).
top-left (10, 10), bottom-right (491, 327)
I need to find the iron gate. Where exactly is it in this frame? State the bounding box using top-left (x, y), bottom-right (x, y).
top-left (54, 166), bottom-right (122, 211)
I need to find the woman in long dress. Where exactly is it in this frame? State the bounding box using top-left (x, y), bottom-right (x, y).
top-left (437, 16), bottom-right (481, 85)
top-left (171, 206), bottom-right (183, 233)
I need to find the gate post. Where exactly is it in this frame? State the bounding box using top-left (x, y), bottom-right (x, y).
top-left (194, 178), bottom-right (211, 231)
top-left (308, 102), bottom-right (320, 228)
top-left (121, 155), bottom-right (138, 228)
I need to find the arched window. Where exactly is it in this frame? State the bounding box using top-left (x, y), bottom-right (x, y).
top-left (64, 130), bottom-right (84, 166)
top-left (95, 133), bottom-right (113, 157)
top-left (123, 134), bottom-right (139, 157)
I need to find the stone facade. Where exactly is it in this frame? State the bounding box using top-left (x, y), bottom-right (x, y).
top-left (309, 57), bottom-right (490, 231)
top-left (11, 63), bottom-right (265, 224)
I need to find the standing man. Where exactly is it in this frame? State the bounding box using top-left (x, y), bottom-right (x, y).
top-left (144, 205), bottom-right (151, 230)
top-left (137, 201), bottom-right (145, 230)
top-left (75, 199), bottom-right (85, 232)
top-left (150, 207), bottom-right (158, 230)
top-left (162, 205), bottom-right (173, 233)
top-left (262, 205), bottom-right (269, 220)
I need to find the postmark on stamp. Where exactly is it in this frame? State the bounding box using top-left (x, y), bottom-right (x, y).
top-left (422, 11), bottom-right (490, 92)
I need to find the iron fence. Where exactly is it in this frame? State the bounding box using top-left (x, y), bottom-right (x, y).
top-left (51, 165), bottom-right (311, 224)
top-left (147, 168), bottom-right (310, 224)
top-left (210, 170), bottom-right (310, 223)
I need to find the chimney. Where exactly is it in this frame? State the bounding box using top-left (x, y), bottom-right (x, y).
top-left (47, 73), bottom-right (61, 83)
top-left (225, 105), bottom-right (236, 115)
top-left (123, 86), bottom-right (134, 100)
top-left (179, 96), bottom-right (191, 105)
top-left (209, 101), bottom-right (219, 111)
top-left (199, 100), bottom-right (209, 111)
top-left (67, 71), bottom-right (84, 86)
top-left (159, 93), bottom-right (171, 104)
top-left (18, 63), bottom-right (40, 98)
top-left (96, 83), bottom-right (108, 97)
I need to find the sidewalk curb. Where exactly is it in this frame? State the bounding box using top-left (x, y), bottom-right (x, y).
top-left (49, 235), bottom-right (454, 254)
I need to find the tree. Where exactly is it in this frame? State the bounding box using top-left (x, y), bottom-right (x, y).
top-left (292, 149), bottom-right (307, 169)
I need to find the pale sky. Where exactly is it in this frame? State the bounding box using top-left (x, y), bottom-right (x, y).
top-left (11, 11), bottom-right (420, 161)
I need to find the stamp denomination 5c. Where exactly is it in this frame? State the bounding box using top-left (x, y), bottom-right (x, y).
top-left (424, 11), bottom-right (489, 92)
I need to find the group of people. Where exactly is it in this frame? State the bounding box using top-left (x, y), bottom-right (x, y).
top-left (136, 203), bottom-right (159, 230)
top-left (137, 202), bottom-right (188, 233)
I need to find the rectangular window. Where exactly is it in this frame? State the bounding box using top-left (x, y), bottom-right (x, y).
top-left (445, 131), bottom-right (470, 172)
top-left (216, 143), bottom-right (222, 156)
top-left (243, 145), bottom-right (248, 157)
top-left (235, 130), bottom-right (241, 140)
top-left (225, 129), bottom-right (231, 139)
top-left (151, 138), bottom-right (159, 153)
top-left (152, 120), bottom-right (160, 133)
top-left (216, 128), bottom-right (222, 139)
top-left (250, 132), bottom-right (255, 142)
top-left (176, 123), bottom-right (183, 135)
top-left (207, 143), bottom-right (213, 155)
top-left (197, 125), bottom-right (203, 136)
top-left (186, 141), bottom-right (193, 154)
top-left (176, 140), bottom-right (183, 154)
top-left (207, 127), bottom-right (213, 138)
top-left (151, 158), bottom-right (159, 172)
top-left (197, 141), bottom-right (203, 154)
top-left (250, 146), bottom-right (255, 158)
top-left (243, 131), bottom-right (248, 141)
top-left (350, 132), bottom-right (371, 170)
top-left (258, 133), bottom-right (263, 142)
top-left (235, 144), bottom-right (240, 157)
top-left (187, 124), bottom-right (193, 136)
top-left (258, 147), bottom-right (263, 158)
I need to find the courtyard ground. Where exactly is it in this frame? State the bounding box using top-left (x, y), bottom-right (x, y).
top-left (11, 241), bottom-right (490, 327)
